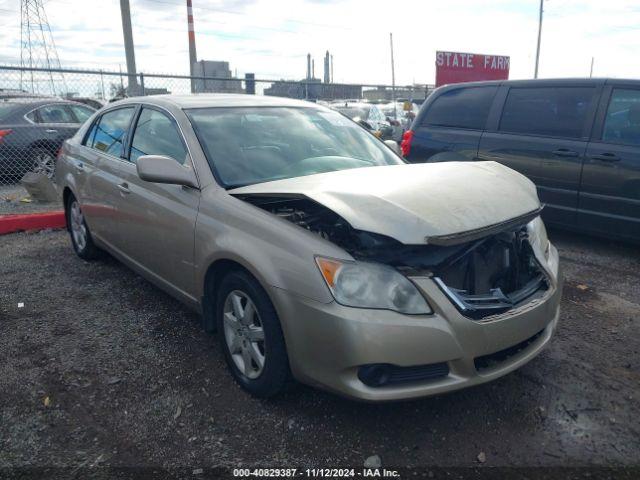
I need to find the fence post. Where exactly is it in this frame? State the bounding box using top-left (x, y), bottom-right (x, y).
top-left (139, 73), bottom-right (145, 96)
top-left (245, 73), bottom-right (255, 95)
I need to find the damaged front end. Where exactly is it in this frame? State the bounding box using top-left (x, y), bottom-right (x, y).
top-left (235, 194), bottom-right (550, 320)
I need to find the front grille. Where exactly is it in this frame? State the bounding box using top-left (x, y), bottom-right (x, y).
top-left (474, 329), bottom-right (545, 372)
top-left (358, 362), bottom-right (449, 387)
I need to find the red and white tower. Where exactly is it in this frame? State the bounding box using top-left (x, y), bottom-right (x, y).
top-left (187, 0), bottom-right (198, 92)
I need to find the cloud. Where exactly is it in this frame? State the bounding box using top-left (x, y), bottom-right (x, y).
top-left (0, 0), bottom-right (639, 84)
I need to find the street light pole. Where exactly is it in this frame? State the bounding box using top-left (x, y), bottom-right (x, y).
top-left (390, 32), bottom-right (397, 118)
top-left (534, 0), bottom-right (543, 79)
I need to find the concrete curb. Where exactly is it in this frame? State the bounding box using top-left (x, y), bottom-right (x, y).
top-left (0, 211), bottom-right (66, 235)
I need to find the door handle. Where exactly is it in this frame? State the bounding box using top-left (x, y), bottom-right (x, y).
top-left (552, 149), bottom-right (578, 157)
top-left (117, 183), bottom-right (130, 194)
top-left (45, 129), bottom-right (58, 134)
top-left (75, 161), bottom-right (84, 172)
top-left (591, 153), bottom-right (620, 162)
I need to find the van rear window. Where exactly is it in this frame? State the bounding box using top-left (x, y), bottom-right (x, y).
top-left (421, 86), bottom-right (497, 130)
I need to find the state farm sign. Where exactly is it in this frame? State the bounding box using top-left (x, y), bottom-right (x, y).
top-left (435, 51), bottom-right (510, 87)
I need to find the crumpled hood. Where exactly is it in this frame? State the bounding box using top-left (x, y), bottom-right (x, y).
top-left (229, 161), bottom-right (541, 245)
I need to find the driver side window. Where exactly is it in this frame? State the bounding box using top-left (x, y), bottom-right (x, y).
top-left (129, 108), bottom-right (188, 164)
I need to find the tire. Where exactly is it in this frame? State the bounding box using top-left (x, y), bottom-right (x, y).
top-left (216, 269), bottom-right (291, 397)
top-left (30, 147), bottom-right (56, 179)
top-left (65, 194), bottom-right (101, 260)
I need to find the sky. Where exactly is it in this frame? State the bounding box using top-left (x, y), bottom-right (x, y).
top-left (1, 0), bottom-right (640, 86)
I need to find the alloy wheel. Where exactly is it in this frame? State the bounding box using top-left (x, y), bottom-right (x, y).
top-left (69, 201), bottom-right (87, 251)
top-left (222, 290), bottom-right (266, 379)
top-left (32, 151), bottom-right (55, 178)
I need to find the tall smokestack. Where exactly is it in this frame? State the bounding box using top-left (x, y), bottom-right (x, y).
top-left (323, 50), bottom-right (330, 83)
top-left (306, 53), bottom-right (311, 80)
top-left (187, 0), bottom-right (198, 92)
top-left (312, 59), bottom-right (315, 79)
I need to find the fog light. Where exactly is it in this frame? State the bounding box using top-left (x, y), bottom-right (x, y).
top-left (358, 364), bottom-right (391, 387)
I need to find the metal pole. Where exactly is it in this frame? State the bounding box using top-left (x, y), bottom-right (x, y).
top-left (120, 0), bottom-right (138, 95)
top-left (390, 33), bottom-right (397, 118)
top-left (100, 69), bottom-right (105, 99)
top-left (589, 57), bottom-right (594, 78)
top-left (534, 0), bottom-right (543, 79)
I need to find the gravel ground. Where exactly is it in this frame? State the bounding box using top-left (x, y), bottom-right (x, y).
top-left (0, 184), bottom-right (62, 215)
top-left (0, 228), bottom-right (638, 477)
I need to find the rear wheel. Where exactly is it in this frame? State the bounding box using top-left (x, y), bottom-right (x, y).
top-left (216, 270), bottom-right (290, 397)
top-left (66, 194), bottom-right (101, 260)
top-left (31, 147), bottom-right (56, 179)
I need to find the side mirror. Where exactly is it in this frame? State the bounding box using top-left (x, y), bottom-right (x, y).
top-left (384, 140), bottom-right (401, 155)
top-left (136, 155), bottom-right (198, 188)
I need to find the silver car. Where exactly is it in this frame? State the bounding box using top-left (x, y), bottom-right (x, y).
top-left (57, 94), bottom-right (562, 401)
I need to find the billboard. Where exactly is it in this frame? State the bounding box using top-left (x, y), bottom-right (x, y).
top-left (435, 51), bottom-right (510, 87)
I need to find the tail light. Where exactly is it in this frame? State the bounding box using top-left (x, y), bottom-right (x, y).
top-left (400, 129), bottom-right (414, 157)
top-left (0, 129), bottom-right (13, 144)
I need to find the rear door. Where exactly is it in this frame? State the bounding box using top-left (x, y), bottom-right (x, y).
top-left (579, 84), bottom-right (640, 240)
top-left (80, 106), bottom-right (138, 245)
top-left (114, 106), bottom-right (200, 299)
top-left (407, 85), bottom-right (498, 163)
top-left (32, 103), bottom-right (80, 145)
top-left (478, 83), bottom-right (601, 227)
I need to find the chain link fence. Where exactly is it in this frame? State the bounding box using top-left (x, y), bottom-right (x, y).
top-left (0, 65), bottom-right (433, 185)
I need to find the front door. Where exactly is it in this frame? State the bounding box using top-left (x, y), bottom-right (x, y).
top-left (114, 106), bottom-right (200, 299)
top-left (580, 86), bottom-right (640, 241)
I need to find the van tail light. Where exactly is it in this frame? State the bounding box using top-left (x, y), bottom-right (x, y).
top-left (0, 129), bottom-right (13, 144)
top-left (400, 129), bottom-right (414, 157)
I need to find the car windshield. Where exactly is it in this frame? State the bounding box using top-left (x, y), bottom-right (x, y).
top-left (186, 106), bottom-right (404, 188)
top-left (334, 106), bottom-right (370, 120)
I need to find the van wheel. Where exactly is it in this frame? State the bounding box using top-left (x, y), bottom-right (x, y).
top-left (66, 194), bottom-right (100, 260)
top-left (216, 269), bottom-right (290, 397)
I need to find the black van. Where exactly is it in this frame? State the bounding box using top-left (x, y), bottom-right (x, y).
top-left (402, 78), bottom-right (640, 242)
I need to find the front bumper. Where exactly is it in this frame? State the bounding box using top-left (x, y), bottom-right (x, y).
top-left (271, 247), bottom-right (562, 401)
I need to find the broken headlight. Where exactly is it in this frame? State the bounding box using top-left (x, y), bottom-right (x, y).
top-left (316, 257), bottom-right (432, 315)
top-left (527, 216), bottom-right (550, 261)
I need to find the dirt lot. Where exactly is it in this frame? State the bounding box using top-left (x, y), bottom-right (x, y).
top-left (0, 227), bottom-right (639, 477)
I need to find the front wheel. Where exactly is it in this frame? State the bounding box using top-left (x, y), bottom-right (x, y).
top-left (66, 195), bottom-right (101, 260)
top-left (216, 270), bottom-right (291, 397)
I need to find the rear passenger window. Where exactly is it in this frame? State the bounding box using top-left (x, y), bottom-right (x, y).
top-left (422, 86), bottom-right (497, 130)
top-left (129, 108), bottom-right (188, 164)
top-left (602, 89), bottom-right (640, 146)
top-left (35, 105), bottom-right (76, 124)
top-left (499, 87), bottom-right (596, 139)
top-left (86, 107), bottom-right (135, 157)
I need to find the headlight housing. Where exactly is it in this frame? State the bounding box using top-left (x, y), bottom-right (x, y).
top-left (527, 216), bottom-right (550, 261)
top-left (315, 257), bottom-right (432, 315)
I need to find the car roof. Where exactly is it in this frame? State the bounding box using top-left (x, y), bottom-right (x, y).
top-left (435, 77), bottom-right (640, 90)
top-left (0, 97), bottom-right (94, 108)
top-left (335, 102), bottom-right (371, 108)
top-left (115, 94), bottom-right (321, 110)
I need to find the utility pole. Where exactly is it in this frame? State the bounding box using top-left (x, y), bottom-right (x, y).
top-left (390, 33), bottom-right (397, 118)
top-left (534, 0), bottom-right (543, 79)
top-left (589, 57), bottom-right (594, 78)
top-left (119, 0), bottom-right (138, 95)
